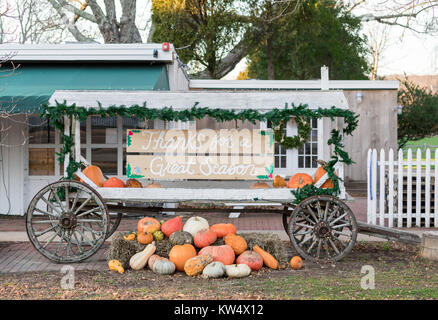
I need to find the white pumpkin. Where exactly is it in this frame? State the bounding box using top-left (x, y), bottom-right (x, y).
top-left (225, 264), bottom-right (251, 278)
top-left (153, 259), bottom-right (176, 275)
top-left (183, 216), bottom-right (209, 237)
top-left (202, 261), bottom-right (226, 278)
top-left (129, 242), bottom-right (156, 270)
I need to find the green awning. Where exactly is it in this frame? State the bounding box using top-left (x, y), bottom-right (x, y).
top-left (0, 62), bottom-right (170, 113)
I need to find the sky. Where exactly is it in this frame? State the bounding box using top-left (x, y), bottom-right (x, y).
top-left (2, 0), bottom-right (438, 79)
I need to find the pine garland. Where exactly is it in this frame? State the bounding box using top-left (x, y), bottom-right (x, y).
top-left (41, 102), bottom-right (358, 201)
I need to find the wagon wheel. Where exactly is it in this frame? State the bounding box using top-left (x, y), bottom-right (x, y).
top-left (288, 195), bottom-right (357, 263)
top-left (26, 180), bottom-right (109, 263)
top-left (282, 203), bottom-right (295, 234)
top-left (46, 187), bottom-right (121, 239)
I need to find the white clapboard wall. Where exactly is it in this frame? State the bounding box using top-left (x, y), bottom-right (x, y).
top-left (367, 148), bottom-right (438, 228)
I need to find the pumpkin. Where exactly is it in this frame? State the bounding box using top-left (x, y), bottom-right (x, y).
top-left (123, 232), bottom-right (136, 241)
top-left (236, 250), bottom-right (263, 271)
top-left (103, 177), bottom-right (125, 188)
top-left (137, 232), bottom-right (153, 245)
top-left (202, 261), bottom-right (226, 278)
top-left (253, 245), bottom-right (278, 269)
top-left (126, 179), bottom-right (143, 188)
top-left (161, 216), bottom-right (183, 238)
top-left (129, 242), bottom-right (156, 270)
top-left (194, 229), bottom-right (217, 248)
top-left (290, 256), bottom-right (303, 270)
top-left (145, 182), bottom-right (162, 188)
top-left (210, 223), bottom-right (237, 238)
top-left (273, 175), bottom-right (287, 188)
top-left (288, 173), bottom-right (314, 189)
top-left (153, 259), bottom-right (176, 275)
top-left (198, 245), bottom-right (235, 265)
top-left (81, 165), bottom-right (105, 187)
top-left (250, 181), bottom-right (270, 189)
top-left (147, 254), bottom-right (162, 270)
top-left (137, 217), bottom-right (161, 234)
top-left (224, 233), bottom-right (248, 255)
top-left (152, 230), bottom-right (164, 241)
top-left (184, 254), bottom-right (213, 276)
top-left (108, 259), bottom-right (124, 274)
top-left (314, 165), bottom-right (336, 189)
top-left (169, 231), bottom-right (193, 245)
top-left (169, 243), bottom-right (197, 271)
top-left (183, 216), bottom-right (209, 237)
top-left (225, 264), bottom-right (251, 278)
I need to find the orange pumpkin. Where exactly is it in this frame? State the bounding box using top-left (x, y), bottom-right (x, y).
top-left (126, 179), bottom-right (143, 188)
top-left (137, 232), bottom-right (153, 245)
top-left (169, 244), bottom-right (197, 271)
top-left (145, 182), bottom-right (162, 188)
top-left (194, 229), bottom-right (217, 248)
top-left (314, 166), bottom-right (336, 189)
top-left (224, 233), bottom-right (248, 255)
top-left (288, 173), bottom-right (314, 189)
top-left (137, 217), bottom-right (161, 234)
top-left (103, 177), bottom-right (125, 188)
top-left (161, 216), bottom-right (183, 238)
top-left (210, 223), bottom-right (237, 238)
top-left (290, 256), bottom-right (303, 270)
top-left (198, 245), bottom-right (235, 265)
top-left (236, 250), bottom-right (263, 271)
top-left (273, 175), bottom-right (287, 188)
top-left (81, 165), bottom-right (105, 187)
top-left (250, 181), bottom-right (270, 189)
top-left (253, 245), bottom-right (278, 269)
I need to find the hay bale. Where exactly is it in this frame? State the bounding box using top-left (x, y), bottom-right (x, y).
top-left (240, 232), bottom-right (289, 267)
top-left (106, 232), bottom-right (174, 269)
top-left (106, 232), bottom-right (145, 268)
top-left (212, 232), bottom-right (288, 268)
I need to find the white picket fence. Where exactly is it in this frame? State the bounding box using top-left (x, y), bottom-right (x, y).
top-left (367, 148), bottom-right (438, 228)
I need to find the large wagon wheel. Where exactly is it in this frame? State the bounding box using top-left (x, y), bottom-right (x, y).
top-left (288, 195), bottom-right (357, 262)
top-left (26, 180), bottom-right (109, 263)
top-left (46, 183), bottom-right (121, 239)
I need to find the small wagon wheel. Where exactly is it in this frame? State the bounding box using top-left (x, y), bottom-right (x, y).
top-left (26, 180), bottom-right (109, 263)
top-left (288, 195), bottom-right (357, 262)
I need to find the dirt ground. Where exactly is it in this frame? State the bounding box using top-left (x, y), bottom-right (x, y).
top-left (1, 241), bottom-right (438, 300)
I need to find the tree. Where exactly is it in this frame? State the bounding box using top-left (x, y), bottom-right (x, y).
top-left (46, 0), bottom-right (149, 43)
top-left (398, 80), bottom-right (438, 148)
top-left (247, 0), bottom-right (369, 80)
top-left (151, 0), bottom-right (257, 78)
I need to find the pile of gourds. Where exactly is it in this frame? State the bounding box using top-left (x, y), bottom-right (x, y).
top-left (108, 215), bottom-right (303, 278)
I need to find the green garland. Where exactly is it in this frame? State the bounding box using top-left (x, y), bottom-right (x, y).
top-left (41, 102), bottom-right (358, 202)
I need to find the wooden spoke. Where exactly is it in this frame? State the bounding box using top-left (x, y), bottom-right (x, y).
top-left (288, 195), bottom-right (357, 263)
top-left (51, 187), bottom-right (67, 213)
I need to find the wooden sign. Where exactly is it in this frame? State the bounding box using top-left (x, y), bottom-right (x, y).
top-left (127, 129), bottom-right (274, 155)
top-left (127, 155), bottom-right (274, 180)
top-left (126, 129), bottom-right (275, 180)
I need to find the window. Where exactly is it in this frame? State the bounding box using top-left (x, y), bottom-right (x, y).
top-left (28, 116), bottom-right (60, 176)
top-left (267, 121), bottom-right (287, 169)
top-left (298, 118), bottom-right (318, 169)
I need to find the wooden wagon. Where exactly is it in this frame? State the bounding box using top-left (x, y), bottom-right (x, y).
top-left (24, 90), bottom-right (421, 264)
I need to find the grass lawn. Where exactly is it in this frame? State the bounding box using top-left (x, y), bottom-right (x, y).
top-left (1, 242), bottom-right (438, 300)
top-left (403, 136), bottom-right (438, 158)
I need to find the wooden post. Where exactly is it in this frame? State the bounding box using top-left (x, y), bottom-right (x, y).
top-left (397, 149), bottom-right (403, 227)
top-left (388, 148), bottom-right (394, 228)
top-left (63, 116), bottom-right (70, 179)
top-left (379, 149), bottom-right (385, 226)
top-left (425, 148), bottom-right (431, 227)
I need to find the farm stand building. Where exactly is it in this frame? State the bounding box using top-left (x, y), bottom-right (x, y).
top-left (0, 43), bottom-right (398, 215)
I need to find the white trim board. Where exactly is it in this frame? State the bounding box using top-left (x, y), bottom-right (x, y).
top-left (189, 79), bottom-right (399, 90)
top-left (0, 43), bottom-right (174, 63)
top-left (49, 90), bottom-right (349, 110)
